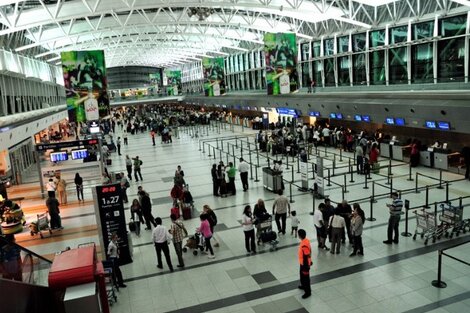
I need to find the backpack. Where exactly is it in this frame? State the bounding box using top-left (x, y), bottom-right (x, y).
top-left (209, 211), bottom-right (217, 226)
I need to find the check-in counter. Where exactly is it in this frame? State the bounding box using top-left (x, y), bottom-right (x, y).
top-left (392, 144), bottom-right (411, 161)
top-left (380, 142), bottom-right (392, 158)
top-left (420, 150), bottom-right (434, 167)
top-left (262, 167), bottom-right (283, 193)
top-left (434, 149), bottom-right (460, 170)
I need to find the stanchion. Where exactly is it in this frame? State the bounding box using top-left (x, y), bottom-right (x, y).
top-left (437, 170), bottom-right (444, 189)
top-left (363, 174), bottom-right (369, 189)
top-left (226, 148), bottom-right (229, 165)
top-left (445, 182), bottom-right (449, 203)
top-left (235, 138), bottom-right (238, 148)
top-left (256, 149), bottom-right (260, 167)
top-left (219, 149), bottom-right (222, 162)
top-left (385, 173), bottom-right (391, 185)
top-left (208, 144), bottom-right (212, 157)
top-left (415, 172), bottom-right (419, 193)
top-left (202, 142), bottom-right (206, 154)
top-left (232, 145), bottom-right (235, 160)
top-left (339, 148), bottom-right (343, 162)
top-left (289, 183), bottom-right (295, 203)
top-left (401, 200), bottom-right (412, 237)
top-left (199, 140), bottom-right (202, 151)
top-left (254, 165), bottom-right (260, 182)
top-left (332, 158), bottom-right (336, 176)
top-left (311, 164), bottom-right (315, 180)
top-left (286, 153), bottom-right (289, 170)
top-left (371, 182), bottom-right (377, 203)
top-left (431, 250), bottom-right (448, 288)
top-left (349, 165), bottom-right (355, 183)
top-left (216, 138), bottom-right (219, 149)
top-left (291, 167), bottom-right (294, 183)
top-left (424, 186), bottom-right (430, 208)
top-left (297, 157), bottom-right (300, 174)
top-left (389, 176), bottom-right (393, 196)
top-left (459, 197), bottom-right (463, 208)
top-left (327, 169), bottom-right (331, 187)
top-left (407, 162), bottom-right (413, 181)
top-left (341, 186), bottom-right (345, 200)
top-left (213, 147), bottom-right (216, 160)
top-left (240, 142), bottom-right (244, 159)
top-left (367, 196), bottom-right (376, 221)
top-left (388, 158), bottom-right (392, 176)
top-left (343, 174), bottom-right (348, 193)
top-left (310, 193), bottom-right (316, 216)
top-left (249, 150), bottom-right (253, 180)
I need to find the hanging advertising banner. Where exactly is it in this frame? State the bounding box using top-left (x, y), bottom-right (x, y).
top-left (61, 50), bottom-right (110, 123)
top-left (164, 70), bottom-right (182, 96)
top-left (203, 57), bottom-right (226, 96)
top-left (264, 33), bottom-right (299, 95)
top-left (149, 70), bottom-right (162, 87)
top-left (94, 183), bottom-right (132, 265)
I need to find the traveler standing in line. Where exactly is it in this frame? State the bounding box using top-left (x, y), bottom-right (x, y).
top-left (272, 190), bottom-right (290, 235)
top-left (313, 203), bottom-right (329, 250)
top-left (125, 155), bottom-right (133, 181)
top-left (169, 213), bottom-right (187, 268)
top-left (241, 205), bottom-right (256, 255)
top-left (226, 162), bottom-right (237, 195)
top-left (46, 178), bottom-right (56, 198)
top-left (139, 190), bottom-right (156, 230)
top-left (74, 173), bottom-right (84, 202)
top-left (350, 204), bottom-right (365, 256)
top-left (383, 192), bottom-right (403, 244)
top-left (197, 214), bottom-right (215, 259)
top-left (297, 229), bottom-right (312, 299)
top-left (119, 172), bottom-right (129, 203)
top-left (461, 146), bottom-right (470, 180)
top-left (328, 210), bottom-right (345, 254)
top-left (238, 158), bottom-right (250, 192)
top-left (217, 163), bottom-right (227, 197)
top-left (336, 200), bottom-right (353, 244)
top-left (152, 217), bottom-right (174, 272)
top-left (56, 176), bottom-right (67, 205)
top-left (211, 164), bottom-right (219, 196)
top-left (107, 233), bottom-right (127, 287)
top-left (356, 143), bottom-right (364, 174)
top-left (132, 156), bottom-right (143, 181)
top-left (116, 137), bottom-right (122, 156)
top-left (46, 196), bottom-right (62, 229)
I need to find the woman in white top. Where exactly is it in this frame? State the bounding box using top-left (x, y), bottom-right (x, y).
top-left (241, 205), bottom-right (256, 255)
top-left (46, 178), bottom-right (57, 198)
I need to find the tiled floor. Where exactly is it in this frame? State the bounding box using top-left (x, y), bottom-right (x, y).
top-left (11, 122), bottom-right (470, 313)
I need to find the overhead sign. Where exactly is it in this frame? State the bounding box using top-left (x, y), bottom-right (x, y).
top-left (276, 107), bottom-right (299, 116)
top-left (36, 139), bottom-right (99, 151)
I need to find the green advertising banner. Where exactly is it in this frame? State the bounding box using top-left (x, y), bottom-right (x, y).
top-left (203, 57), bottom-right (226, 96)
top-left (264, 33), bottom-right (299, 95)
top-left (164, 70), bottom-right (182, 96)
top-left (61, 50), bottom-right (109, 123)
top-left (149, 71), bottom-right (162, 87)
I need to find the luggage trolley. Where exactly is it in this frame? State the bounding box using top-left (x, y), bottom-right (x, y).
top-left (412, 208), bottom-right (437, 245)
top-left (257, 215), bottom-right (279, 251)
top-left (183, 232), bottom-right (205, 256)
top-left (439, 203), bottom-right (465, 239)
top-left (29, 212), bottom-right (52, 239)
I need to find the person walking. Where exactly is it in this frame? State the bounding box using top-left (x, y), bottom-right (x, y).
top-left (328, 210), bottom-right (346, 254)
top-left (226, 162), bottom-right (237, 195)
top-left (169, 213), bottom-right (188, 268)
top-left (211, 164), bottom-right (219, 196)
top-left (125, 155), bottom-right (133, 181)
top-left (198, 214), bottom-right (215, 259)
top-left (116, 137), bottom-right (122, 156)
top-left (151, 130), bottom-right (156, 146)
top-left (74, 173), bottom-right (84, 202)
top-left (46, 178), bottom-right (56, 198)
top-left (238, 158), bottom-right (250, 192)
top-left (272, 190), bottom-right (290, 235)
top-left (313, 203), bottom-right (329, 250)
top-left (123, 131), bottom-right (128, 145)
top-left (120, 172), bottom-right (129, 203)
top-left (350, 204), bottom-right (365, 256)
top-left (241, 205), bottom-right (256, 255)
top-left (139, 190), bottom-right (156, 230)
top-left (297, 229), bottom-right (312, 299)
top-left (152, 217), bottom-right (174, 272)
top-left (133, 156), bottom-right (143, 181)
top-left (130, 198), bottom-right (145, 225)
top-left (56, 177), bottom-right (67, 205)
top-left (107, 233), bottom-right (127, 288)
top-left (383, 192), bottom-right (403, 244)
top-left (202, 205), bottom-right (219, 247)
top-left (46, 196), bottom-right (62, 229)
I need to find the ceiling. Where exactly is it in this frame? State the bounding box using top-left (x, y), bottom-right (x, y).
top-left (0, 0), bottom-right (468, 68)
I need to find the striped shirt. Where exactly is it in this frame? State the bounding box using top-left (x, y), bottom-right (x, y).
top-left (389, 198), bottom-right (403, 216)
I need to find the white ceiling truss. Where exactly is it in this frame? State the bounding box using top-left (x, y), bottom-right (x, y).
top-left (0, 0), bottom-right (468, 68)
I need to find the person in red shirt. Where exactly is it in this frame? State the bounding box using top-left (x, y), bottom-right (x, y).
top-left (297, 229), bottom-right (312, 299)
top-left (369, 143), bottom-right (379, 164)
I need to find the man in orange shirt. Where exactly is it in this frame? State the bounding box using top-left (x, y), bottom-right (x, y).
top-left (297, 229), bottom-right (312, 299)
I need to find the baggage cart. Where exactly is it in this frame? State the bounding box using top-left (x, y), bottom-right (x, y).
top-left (256, 215), bottom-right (278, 251)
top-left (29, 212), bottom-right (52, 239)
top-left (412, 208), bottom-right (437, 245)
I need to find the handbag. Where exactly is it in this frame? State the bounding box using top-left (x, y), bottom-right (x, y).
top-left (327, 216), bottom-right (334, 242)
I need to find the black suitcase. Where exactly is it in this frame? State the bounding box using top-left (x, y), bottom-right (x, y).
top-left (260, 231), bottom-right (277, 243)
top-left (129, 221), bottom-right (136, 232)
top-left (106, 159), bottom-right (112, 165)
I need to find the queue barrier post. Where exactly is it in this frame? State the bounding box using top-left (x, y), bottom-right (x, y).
top-left (289, 183), bottom-right (295, 203)
top-left (388, 158), bottom-right (392, 176)
top-left (431, 250), bottom-right (448, 288)
top-left (407, 162), bottom-right (413, 181)
top-left (363, 173), bottom-right (369, 189)
top-left (202, 142), bottom-right (206, 154)
top-left (213, 147), bottom-right (216, 160)
top-left (415, 173), bottom-right (419, 193)
top-left (249, 149), bottom-right (253, 180)
top-left (254, 165), bottom-right (260, 182)
top-left (343, 174), bottom-right (348, 193)
top-left (208, 144), bottom-right (212, 157)
top-left (371, 181), bottom-right (377, 203)
top-left (349, 164), bottom-right (355, 183)
top-left (401, 199), bottom-right (412, 237)
top-left (310, 193), bottom-right (316, 216)
top-left (367, 196), bottom-right (376, 221)
top-left (219, 148), bottom-right (223, 162)
top-left (297, 157), bottom-right (300, 174)
top-left (327, 169), bottom-right (331, 187)
top-left (339, 148), bottom-right (343, 162)
top-left (437, 170), bottom-right (444, 189)
top-left (445, 182), bottom-right (449, 203)
top-left (424, 186), bottom-right (430, 208)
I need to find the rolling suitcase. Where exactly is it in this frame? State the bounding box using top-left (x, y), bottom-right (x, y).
top-left (260, 231), bottom-right (277, 243)
top-left (129, 221), bottom-right (137, 232)
top-left (182, 205), bottom-right (192, 220)
top-left (171, 207), bottom-right (181, 219)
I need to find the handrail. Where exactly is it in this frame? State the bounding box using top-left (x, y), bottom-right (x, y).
top-left (432, 239), bottom-right (470, 288)
top-left (0, 236), bottom-right (53, 264)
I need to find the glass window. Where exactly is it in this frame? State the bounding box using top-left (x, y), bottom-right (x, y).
top-left (439, 15), bottom-right (467, 38)
top-left (413, 21), bottom-right (434, 40)
top-left (390, 25), bottom-right (408, 44)
top-left (438, 38), bottom-right (465, 82)
top-left (301, 62), bottom-right (310, 87)
top-left (324, 58), bottom-right (335, 86)
top-left (338, 56), bottom-right (350, 86)
top-left (369, 50), bottom-right (385, 85)
top-left (411, 43), bottom-right (433, 83)
top-left (389, 47), bottom-right (408, 84)
top-left (324, 38), bottom-right (334, 56)
top-left (353, 54), bottom-right (366, 85)
top-left (239, 55), bottom-right (245, 71)
top-left (352, 33), bottom-right (366, 52)
top-left (370, 29), bottom-right (386, 47)
top-left (301, 43), bottom-right (310, 61)
top-left (337, 36), bottom-right (349, 53)
top-left (234, 55), bottom-right (239, 72)
top-left (312, 41), bottom-right (321, 57)
top-left (312, 60), bottom-right (322, 86)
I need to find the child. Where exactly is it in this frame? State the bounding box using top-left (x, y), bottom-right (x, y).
top-left (291, 211), bottom-right (300, 237)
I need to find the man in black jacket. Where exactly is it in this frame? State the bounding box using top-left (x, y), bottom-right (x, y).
top-left (462, 146), bottom-right (470, 181)
top-left (139, 189), bottom-right (156, 230)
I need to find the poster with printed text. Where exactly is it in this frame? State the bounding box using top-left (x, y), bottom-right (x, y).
top-left (203, 57), bottom-right (226, 97)
top-left (264, 33), bottom-right (299, 95)
top-left (61, 50), bottom-right (110, 122)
